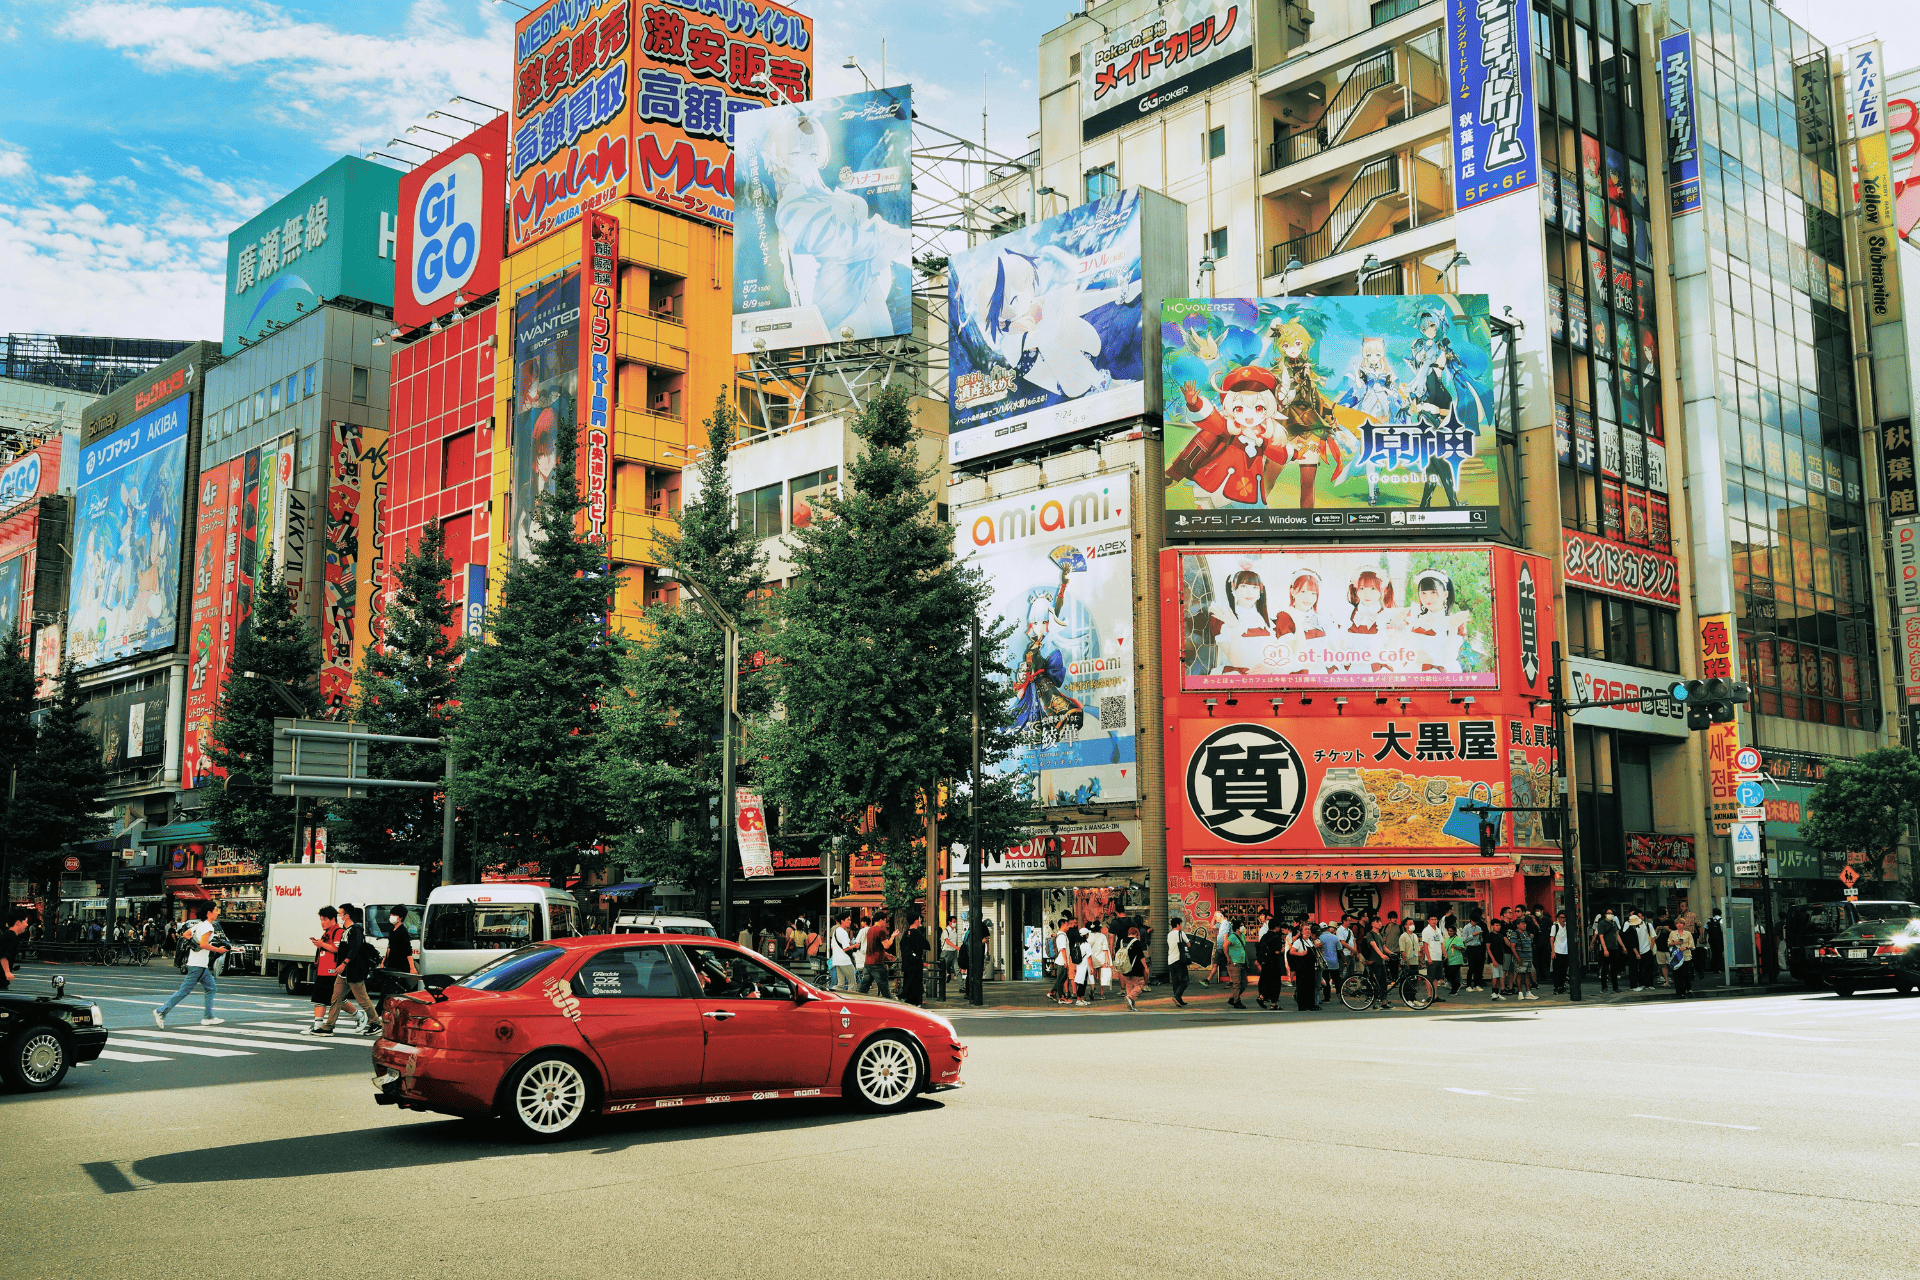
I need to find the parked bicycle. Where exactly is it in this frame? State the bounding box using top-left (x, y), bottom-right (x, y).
top-left (1339, 964), bottom-right (1434, 1012)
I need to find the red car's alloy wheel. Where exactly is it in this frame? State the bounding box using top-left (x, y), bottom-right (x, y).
top-left (852, 1036), bottom-right (919, 1110)
top-left (507, 1054), bottom-right (591, 1138)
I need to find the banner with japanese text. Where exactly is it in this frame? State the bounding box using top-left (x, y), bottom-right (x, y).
top-left (1698, 612), bottom-right (1739, 835)
top-left (1172, 714), bottom-right (1557, 856)
top-left (183, 460), bottom-right (239, 789)
top-left (1446, 0), bottom-right (1538, 210)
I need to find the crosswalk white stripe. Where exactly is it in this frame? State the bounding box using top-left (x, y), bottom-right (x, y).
top-left (97, 1049), bottom-right (173, 1063)
top-left (116, 1030), bottom-right (329, 1053)
top-left (209, 1026), bottom-right (370, 1046)
top-left (101, 1037), bottom-right (249, 1058)
top-left (247, 1021), bottom-right (377, 1041)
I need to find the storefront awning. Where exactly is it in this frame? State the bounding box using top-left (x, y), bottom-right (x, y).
top-left (170, 887), bottom-right (213, 902)
top-left (939, 871), bottom-right (1141, 893)
top-left (1183, 858), bottom-right (1515, 885)
top-left (730, 876), bottom-right (828, 902)
top-left (596, 881), bottom-right (654, 897)
top-left (140, 821), bottom-right (216, 846)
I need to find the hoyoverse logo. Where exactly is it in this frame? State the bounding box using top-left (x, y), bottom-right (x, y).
top-left (1186, 723), bottom-right (1308, 845)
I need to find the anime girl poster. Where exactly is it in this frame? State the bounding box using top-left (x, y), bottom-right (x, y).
top-left (959, 480), bottom-right (1137, 805)
top-left (66, 394), bottom-right (189, 670)
top-left (1177, 547), bottom-right (1497, 690)
top-left (511, 273), bottom-right (579, 561)
top-left (949, 189), bottom-right (1182, 465)
top-left (731, 88), bottom-right (914, 352)
top-left (1161, 294), bottom-right (1498, 523)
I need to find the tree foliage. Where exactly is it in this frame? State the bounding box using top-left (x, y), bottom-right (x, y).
top-left (755, 383), bottom-right (1032, 921)
top-left (333, 520), bottom-right (462, 880)
top-left (203, 557), bottom-right (321, 857)
top-left (450, 428), bottom-right (621, 885)
top-left (1803, 746), bottom-right (1920, 891)
top-left (601, 396), bottom-right (767, 899)
top-left (13, 662), bottom-right (111, 864)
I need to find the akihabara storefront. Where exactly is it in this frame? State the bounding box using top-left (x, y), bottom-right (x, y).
top-left (1161, 544), bottom-right (1565, 935)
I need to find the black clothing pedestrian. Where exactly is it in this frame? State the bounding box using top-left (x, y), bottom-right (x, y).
top-left (1256, 928), bottom-right (1287, 1008)
top-left (900, 927), bottom-right (927, 1006)
top-left (384, 923), bottom-right (413, 971)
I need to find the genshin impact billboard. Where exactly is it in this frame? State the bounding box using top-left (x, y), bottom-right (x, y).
top-left (1162, 294), bottom-right (1500, 538)
top-left (67, 394), bottom-right (191, 670)
top-left (732, 86), bottom-right (914, 352)
top-left (948, 188), bottom-right (1183, 465)
top-left (961, 478), bottom-right (1137, 806)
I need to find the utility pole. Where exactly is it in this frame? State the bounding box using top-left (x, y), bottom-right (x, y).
top-left (1555, 643), bottom-right (1585, 1001)
top-left (925, 777), bottom-right (941, 1000)
top-left (679, 576), bottom-right (741, 943)
top-left (967, 614), bottom-right (983, 1007)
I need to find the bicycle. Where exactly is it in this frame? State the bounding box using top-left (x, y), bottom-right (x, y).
top-left (1339, 965), bottom-right (1434, 1012)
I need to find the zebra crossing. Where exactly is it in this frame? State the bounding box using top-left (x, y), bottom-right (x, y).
top-left (94, 1020), bottom-right (379, 1067)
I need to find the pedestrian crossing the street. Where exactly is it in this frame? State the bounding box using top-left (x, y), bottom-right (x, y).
top-left (86, 1020), bottom-right (378, 1070)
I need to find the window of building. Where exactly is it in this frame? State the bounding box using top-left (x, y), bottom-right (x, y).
top-left (286, 374), bottom-right (299, 406)
top-left (737, 482), bottom-right (782, 539)
top-left (1564, 588), bottom-right (1678, 673)
top-left (303, 364), bottom-right (317, 398)
top-left (441, 510), bottom-right (474, 567)
top-left (269, 380), bottom-right (283, 415)
top-left (1207, 126), bottom-right (1226, 161)
top-left (351, 366), bottom-right (370, 406)
top-left (788, 467), bottom-right (838, 527)
top-left (1083, 163), bottom-right (1118, 203)
top-left (253, 389), bottom-right (267, 421)
top-left (222, 405), bottom-right (236, 438)
top-left (1205, 227), bottom-right (1228, 262)
top-left (1069, 51), bottom-right (1081, 76)
top-left (441, 426), bottom-right (477, 490)
top-left (1370, 0), bottom-right (1419, 25)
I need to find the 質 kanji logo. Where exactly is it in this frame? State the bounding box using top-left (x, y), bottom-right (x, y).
top-left (1185, 723), bottom-right (1308, 845)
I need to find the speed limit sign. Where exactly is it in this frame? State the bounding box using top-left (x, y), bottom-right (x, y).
top-left (62, 855), bottom-right (80, 873)
top-left (1734, 746), bottom-right (1761, 773)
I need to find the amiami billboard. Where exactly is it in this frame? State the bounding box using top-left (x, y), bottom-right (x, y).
top-left (507, 0), bottom-right (814, 248)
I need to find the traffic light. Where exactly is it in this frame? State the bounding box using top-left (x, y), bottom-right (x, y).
top-left (1671, 678), bottom-right (1752, 731)
top-left (1042, 833), bottom-right (1063, 871)
top-left (1478, 812), bottom-right (1501, 857)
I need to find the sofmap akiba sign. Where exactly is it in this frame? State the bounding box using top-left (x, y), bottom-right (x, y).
top-left (1659, 31), bottom-right (1702, 216)
top-left (1446, 0), bottom-right (1537, 210)
top-left (1079, 0), bottom-right (1252, 143)
top-left (1561, 528), bottom-right (1680, 607)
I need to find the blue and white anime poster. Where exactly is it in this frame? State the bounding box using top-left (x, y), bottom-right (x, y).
top-left (0, 554), bottom-right (25, 641)
top-left (949, 188), bottom-right (1182, 466)
top-left (731, 87), bottom-right (914, 353)
top-left (67, 394), bottom-right (190, 671)
top-left (959, 480), bottom-right (1137, 806)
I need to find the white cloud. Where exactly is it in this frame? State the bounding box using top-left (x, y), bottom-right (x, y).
top-left (57, 0), bottom-right (514, 156)
top-left (45, 174), bottom-right (95, 197)
top-left (0, 141), bottom-right (28, 179)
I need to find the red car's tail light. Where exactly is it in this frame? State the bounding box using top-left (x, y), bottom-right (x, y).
top-left (1875, 942), bottom-right (1911, 955)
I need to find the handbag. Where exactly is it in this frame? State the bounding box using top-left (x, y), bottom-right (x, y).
top-left (1442, 781), bottom-right (1500, 846)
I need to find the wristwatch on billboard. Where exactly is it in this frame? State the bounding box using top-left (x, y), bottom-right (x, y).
top-left (1314, 768), bottom-right (1380, 847)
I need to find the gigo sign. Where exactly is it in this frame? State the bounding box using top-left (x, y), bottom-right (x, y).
top-left (395, 115), bottom-right (507, 330)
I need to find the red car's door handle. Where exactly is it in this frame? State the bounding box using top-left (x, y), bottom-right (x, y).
top-left (703, 1010), bottom-right (735, 1021)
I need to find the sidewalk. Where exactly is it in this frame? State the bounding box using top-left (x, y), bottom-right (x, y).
top-left (909, 972), bottom-right (1804, 1013)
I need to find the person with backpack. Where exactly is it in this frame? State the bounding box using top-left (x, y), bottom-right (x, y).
top-left (307, 906), bottom-right (357, 1031)
top-left (1591, 907), bottom-right (1623, 993)
top-left (1117, 924), bottom-right (1148, 1011)
top-left (311, 903), bottom-right (377, 1035)
top-left (1165, 915), bottom-right (1191, 1007)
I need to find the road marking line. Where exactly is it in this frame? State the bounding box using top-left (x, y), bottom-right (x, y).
top-left (102, 1037), bottom-right (249, 1058)
top-left (1632, 1114), bottom-right (1758, 1130)
top-left (1876, 1012), bottom-right (1920, 1020)
top-left (1445, 1088), bottom-right (1526, 1102)
top-left (1710, 1029), bottom-right (1841, 1042)
top-left (118, 1030), bottom-right (329, 1053)
top-left (209, 1026), bottom-right (371, 1045)
top-left (97, 1049), bottom-right (172, 1063)
top-left (245, 1022), bottom-right (377, 1041)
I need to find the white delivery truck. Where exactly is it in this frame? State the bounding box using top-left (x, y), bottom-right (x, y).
top-left (263, 862), bottom-right (423, 993)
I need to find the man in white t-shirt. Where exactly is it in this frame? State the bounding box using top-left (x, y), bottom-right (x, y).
top-left (829, 912), bottom-right (857, 992)
top-left (1419, 914), bottom-right (1449, 1004)
top-left (154, 903), bottom-right (229, 1027)
top-left (1085, 921), bottom-right (1112, 1002)
top-left (1207, 912), bottom-right (1232, 985)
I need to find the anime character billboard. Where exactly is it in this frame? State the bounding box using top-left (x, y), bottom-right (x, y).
top-left (732, 87), bottom-right (913, 352)
top-left (1176, 547), bottom-right (1498, 691)
top-left (511, 273), bottom-right (580, 561)
top-left (67, 393), bottom-right (190, 670)
top-left (0, 554), bottom-right (24, 641)
top-left (959, 479), bottom-right (1137, 806)
top-left (1161, 295), bottom-right (1502, 538)
top-left (948, 188), bottom-right (1183, 465)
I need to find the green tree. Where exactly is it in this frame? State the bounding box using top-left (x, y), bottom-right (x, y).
top-left (451, 427), bottom-right (622, 886)
top-left (755, 384), bottom-right (1033, 923)
top-left (203, 557), bottom-right (322, 857)
top-left (333, 521), bottom-right (462, 880)
top-left (1802, 746), bottom-right (1920, 896)
top-left (0, 628), bottom-right (48, 895)
top-left (13, 663), bottom-right (111, 871)
top-left (601, 396), bottom-right (767, 902)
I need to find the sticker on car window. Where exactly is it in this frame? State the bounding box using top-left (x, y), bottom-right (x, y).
top-left (543, 978), bottom-right (582, 1022)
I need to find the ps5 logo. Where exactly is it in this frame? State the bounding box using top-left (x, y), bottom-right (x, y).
top-left (412, 152), bottom-right (485, 306)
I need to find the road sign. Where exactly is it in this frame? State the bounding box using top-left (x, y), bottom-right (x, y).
top-left (1736, 780), bottom-right (1765, 808)
top-left (1734, 746), bottom-right (1762, 772)
top-left (1730, 821), bottom-right (1761, 878)
top-left (1737, 806), bottom-right (1765, 822)
top-left (1839, 864), bottom-right (1860, 888)
top-left (272, 718), bottom-right (374, 798)
top-left (62, 855), bottom-right (79, 872)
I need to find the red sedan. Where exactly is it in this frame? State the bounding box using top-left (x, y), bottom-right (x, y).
top-left (371, 934), bottom-right (966, 1139)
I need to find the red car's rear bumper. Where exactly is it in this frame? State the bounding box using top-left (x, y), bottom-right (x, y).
top-left (372, 1039), bottom-right (511, 1115)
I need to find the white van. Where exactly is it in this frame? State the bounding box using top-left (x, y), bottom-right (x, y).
top-left (419, 884), bottom-right (584, 979)
top-left (611, 912), bottom-right (716, 937)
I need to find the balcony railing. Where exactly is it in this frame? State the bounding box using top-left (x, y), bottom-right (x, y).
top-left (1270, 156), bottom-right (1401, 272)
top-left (1271, 50), bottom-right (1396, 172)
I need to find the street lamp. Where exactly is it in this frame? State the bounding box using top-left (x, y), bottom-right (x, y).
top-left (1278, 254), bottom-right (1303, 297)
top-left (677, 575), bottom-right (741, 942)
top-left (1357, 252), bottom-right (1383, 294)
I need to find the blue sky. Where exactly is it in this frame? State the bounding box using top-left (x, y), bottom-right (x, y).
top-left (2, 0), bottom-right (1913, 341)
top-left (0, 0), bottom-right (1053, 340)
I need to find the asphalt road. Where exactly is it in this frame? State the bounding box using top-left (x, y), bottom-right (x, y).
top-left (4, 979), bottom-right (1917, 1278)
